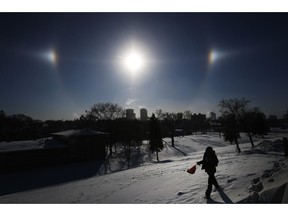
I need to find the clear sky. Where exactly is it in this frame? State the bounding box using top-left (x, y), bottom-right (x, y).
top-left (1, 13), bottom-right (288, 120)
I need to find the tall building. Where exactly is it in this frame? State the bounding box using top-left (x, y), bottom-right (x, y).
top-left (208, 112), bottom-right (216, 121)
top-left (191, 113), bottom-right (206, 121)
top-left (126, 109), bottom-right (135, 120)
top-left (140, 108), bottom-right (148, 121)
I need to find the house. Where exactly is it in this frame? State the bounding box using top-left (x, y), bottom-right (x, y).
top-left (0, 129), bottom-right (109, 173)
top-left (51, 129), bottom-right (109, 161)
top-left (0, 138), bottom-right (66, 173)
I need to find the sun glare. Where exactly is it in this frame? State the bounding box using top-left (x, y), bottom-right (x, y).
top-left (124, 51), bottom-right (144, 73)
top-left (47, 49), bottom-right (57, 65)
top-left (209, 50), bottom-right (218, 64)
top-left (208, 49), bottom-right (227, 65)
top-left (119, 44), bottom-right (149, 81)
top-left (40, 49), bottom-right (57, 66)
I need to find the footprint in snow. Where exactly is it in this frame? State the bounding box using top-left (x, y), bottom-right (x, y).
top-left (227, 178), bottom-right (237, 183)
top-left (177, 191), bottom-right (189, 195)
top-left (246, 173), bottom-right (256, 177)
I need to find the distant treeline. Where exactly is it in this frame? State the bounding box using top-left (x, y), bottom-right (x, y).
top-left (0, 111), bottom-right (76, 141)
top-left (0, 108), bottom-right (209, 143)
top-left (0, 100), bottom-right (287, 149)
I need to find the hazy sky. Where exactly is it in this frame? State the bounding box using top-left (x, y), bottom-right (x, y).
top-left (1, 13), bottom-right (288, 120)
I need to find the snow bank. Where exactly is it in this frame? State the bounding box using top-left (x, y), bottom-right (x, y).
top-left (0, 132), bottom-right (288, 205)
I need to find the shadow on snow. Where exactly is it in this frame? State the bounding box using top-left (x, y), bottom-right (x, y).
top-left (0, 160), bottom-right (104, 197)
top-left (207, 190), bottom-right (233, 204)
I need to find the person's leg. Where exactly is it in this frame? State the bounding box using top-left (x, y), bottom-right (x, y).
top-left (210, 173), bottom-right (220, 189)
top-left (205, 174), bottom-right (213, 198)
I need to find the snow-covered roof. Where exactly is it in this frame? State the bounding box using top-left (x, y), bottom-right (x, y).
top-left (0, 138), bottom-right (66, 153)
top-left (51, 129), bottom-right (109, 138)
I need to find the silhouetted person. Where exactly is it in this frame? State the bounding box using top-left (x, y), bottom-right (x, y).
top-left (197, 146), bottom-right (220, 199)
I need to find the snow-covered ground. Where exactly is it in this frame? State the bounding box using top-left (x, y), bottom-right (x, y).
top-left (1, 130), bottom-right (288, 215)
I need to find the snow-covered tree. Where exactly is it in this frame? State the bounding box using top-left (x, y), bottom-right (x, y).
top-left (85, 102), bottom-right (125, 156)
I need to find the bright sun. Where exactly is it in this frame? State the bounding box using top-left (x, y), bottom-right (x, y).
top-left (124, 51), bottom-right (144, 74)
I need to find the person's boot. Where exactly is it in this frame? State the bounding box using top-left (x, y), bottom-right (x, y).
top-left (205, 190), bottom-right (211, 199)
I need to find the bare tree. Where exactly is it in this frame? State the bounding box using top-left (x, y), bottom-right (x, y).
top-left (218, 98), bottom-right (250, 117)
top-left (218, 98), bottom-right (255, 147)
top-left (183, 110), bottom-right (192, 119)
top-left (87, 102), bottom-right (125, 120)
top-left (155, 109), bottom-right (165, 120)
top-left (163, 112), bottom-right (183, 147)
top-left (243, 107), bottom-right (269, 138)
top-left (86, 102), bottom-right (125, 156)
top-left (219, 98), bottom-right (269, 148)
top-left (155, 109), bottom-right (183, 147)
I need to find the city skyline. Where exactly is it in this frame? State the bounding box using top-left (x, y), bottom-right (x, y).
top-left (1, 13), bottom-right (288, 120)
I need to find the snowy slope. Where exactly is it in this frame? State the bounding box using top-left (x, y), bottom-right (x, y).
top-left (0, 131), bottom-right (288, 205)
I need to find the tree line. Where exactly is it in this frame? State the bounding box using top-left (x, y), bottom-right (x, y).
top-left (1, 98), bottom-right (285, 162)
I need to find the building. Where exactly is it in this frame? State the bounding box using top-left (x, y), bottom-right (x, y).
top-left (126, 109), bottom-right (136, 120)
top-left (140, 108), bottom-right (148, 121)
top-left (207, 112), bottom-right (216, 121)
top-left (190, 113), bottom-right (208, 133)
top-left (51, 130), bottom-right (109, 161)
top-left (269, 115), bottom-right (278, 120)
top-left (0, 129), bottom-right (109, 173)
top-left (191, 113), bottom-right (206, 122)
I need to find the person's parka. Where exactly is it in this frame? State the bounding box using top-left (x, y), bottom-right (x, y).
top-left (197, 147), bottom-right (219, 174)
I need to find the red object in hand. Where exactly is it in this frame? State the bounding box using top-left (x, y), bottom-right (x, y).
top-left (187, 165), bottom-right (196, 174)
